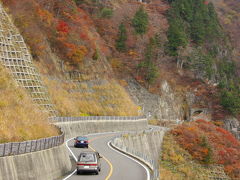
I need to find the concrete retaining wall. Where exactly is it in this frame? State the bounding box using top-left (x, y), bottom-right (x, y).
top-left (55, 117), bottom-right (148, 139)
top-left (111, 127), bottom-right (167, 180)
top-left (0, 117), bottom-right (147, 180)
top-left (0, 143), bottom-right (71, 180)
top-left (114, 128), bottom-right (166, 160)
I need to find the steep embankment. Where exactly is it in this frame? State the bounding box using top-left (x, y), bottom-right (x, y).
top-left (209, 0), bottom-right (240, 75)
top-left (44, 78), bottom-right (139, 116)
top-left (76, 0), bottom-right (240, 121)
top-left (1, 0), bottom-right (139, 117)
top-left (161, 120), bottom-right (240, 179)
top-left (0, 65), bottom-right (58, 143)
top-left (1, 0), bottom-right (239, 141)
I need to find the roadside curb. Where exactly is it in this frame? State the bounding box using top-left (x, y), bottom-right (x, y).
top-left (109, 140), bottom-right (152, 180)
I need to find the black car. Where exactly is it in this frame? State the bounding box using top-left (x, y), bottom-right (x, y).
top-left (74, 136), bottom-right (88, 148)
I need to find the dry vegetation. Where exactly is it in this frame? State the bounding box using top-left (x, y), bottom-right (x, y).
top-left (168, 120), bottom-right (240, 179)
top-left (44, 77), bottom-right (139, 116)
top-left (160, 133), bottom-right (230, 180)
top-left (0, 65), bottom-right (58, 143)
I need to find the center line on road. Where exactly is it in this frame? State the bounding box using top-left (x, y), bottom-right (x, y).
top-left (88, 135), bottom-right (114, 180)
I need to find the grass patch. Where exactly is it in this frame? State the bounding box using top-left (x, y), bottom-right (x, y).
top-left (44, 78), bottom-right (139, 116)
top-left (148, 119), bottom-right (159, 126)
top-left (0, 65), bottom-right (58, 143)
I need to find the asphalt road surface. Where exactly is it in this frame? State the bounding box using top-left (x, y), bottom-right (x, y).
top-left (64, 133), bottom-right (148, 180)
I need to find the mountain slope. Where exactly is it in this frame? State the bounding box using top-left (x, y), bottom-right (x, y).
top-left (0, 65), bottom-right (58, 143)
top-left (1, 0), bottom-right (139, 116)
top-left (210, 0), bottom-right (240, 75)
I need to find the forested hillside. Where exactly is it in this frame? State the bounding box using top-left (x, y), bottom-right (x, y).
top-left (0, 0), bottom-right (239, 178)
top-left (210, 0), bottom-right (240, 74)
top-left (165, 0), bottom-right (240, 116)
top-left (1, 0), bottom-right (139, 116)
top-left (1, 0), bottom-right (239, 128)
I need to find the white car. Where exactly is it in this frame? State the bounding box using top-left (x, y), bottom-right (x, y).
top-left (77, 151), bottom-right (102, 175)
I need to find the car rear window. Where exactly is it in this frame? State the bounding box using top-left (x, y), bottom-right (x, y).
top-left (77, 136), bottom-right (88, 140)
top-left (79, 153), bottom-right (95, 162)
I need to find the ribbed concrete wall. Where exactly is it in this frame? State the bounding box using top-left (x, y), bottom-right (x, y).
top-left (0, 144), bottom-right (71, 180)
top-left (112, 127), bottom-right (167, 179)
top-left (114, 128), bottom-right (166, 161)
top-left (55, 118), bottom-right (148, 139)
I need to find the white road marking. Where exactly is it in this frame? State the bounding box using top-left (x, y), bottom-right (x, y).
top-left (62, 169), bottom-right (77, 180)
top-left (62, 133), bottom-right (117, 180)
top-left (107, 141), bottom-right (151, 180)
top-left (62, 138), bottom-right (78, 180)
top-left (65, 138), bottom-right (77, 161)
top-left (63, 128), bottom-right (154, 180)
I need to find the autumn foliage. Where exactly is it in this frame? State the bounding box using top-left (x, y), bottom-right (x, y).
top-left (171, 120), bottom-right (240, 179)
top-left (57, 21), bottom-right (70, 35)
top-left (2, 0), bottom-right (108, 68)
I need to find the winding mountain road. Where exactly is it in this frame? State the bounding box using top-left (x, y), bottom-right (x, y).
top-left (63, 132), bottom-right (149, 180)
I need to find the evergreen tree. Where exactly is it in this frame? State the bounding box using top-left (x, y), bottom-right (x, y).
top-left (191, 11), bottom-right (205, 44)
top-left (132, 6), bottom-right (149, 35)
top-left (205, 2), bottom-right (221, 40)
top-left (166, 18), bottom-right (188, 56)
top-left (138, 37), bottom-right (159, 85)
top-left (190, 0), bottom-right (208, 44)
top-left (115, 23), bottom-right (127, 52)
top-left (221, 88), bottom-right (240, 115)
top-left (173, 0), bottom-right (194, 22)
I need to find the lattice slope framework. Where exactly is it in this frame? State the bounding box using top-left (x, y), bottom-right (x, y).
top-left (0, 3), bottom-right (58, 116)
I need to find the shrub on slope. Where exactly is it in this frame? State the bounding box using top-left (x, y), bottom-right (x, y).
top-left (171, 120), bottom-right (240, 179)
top-left (0, 65), bottom-right (58, 143)
top-left (2, 0), bottom-right (109, 72)
top-left (160, 133), bottom-right (228, 179)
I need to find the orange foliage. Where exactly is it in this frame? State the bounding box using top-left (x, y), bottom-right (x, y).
top-left (2, 0), bottom-right (110, 67)
top-left (171, 120), bottom-right (240, 179)
top-left (36, 8), bottom-right (54, 26)
top-left (128, 50), bottom-right (139, 58)
top-left (65, 43), bottom-right (88, 64)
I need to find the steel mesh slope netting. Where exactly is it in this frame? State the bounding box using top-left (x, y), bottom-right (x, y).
top-left (0, 3), bottom-right (57, 116)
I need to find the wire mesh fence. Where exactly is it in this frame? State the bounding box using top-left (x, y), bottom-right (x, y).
top-left (52, 116), bottom-right (147, 122)
top-left (0, 132), bottom-right (64, 157)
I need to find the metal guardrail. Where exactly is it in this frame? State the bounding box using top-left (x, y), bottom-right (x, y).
top-left (52, 116), bottom-right (146, 122)
top-left (0, 132), bottom-right (64, 157)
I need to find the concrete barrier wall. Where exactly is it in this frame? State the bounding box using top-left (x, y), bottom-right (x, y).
top-left (0, 117), bottom-right (147, 180)
top-left (55, 117), bottom-right (148, 139)
top-left (113, 127), bottom-right (166, 160)
top-left (0, 143), bottom-right (71, 180)
top-left (111, 127), bottom-right (168, 180)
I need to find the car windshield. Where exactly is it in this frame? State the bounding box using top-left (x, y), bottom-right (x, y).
top-left (76, 137), bottom-right (88, 140)
top-left (79, 153), bottom-right (95, 162)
